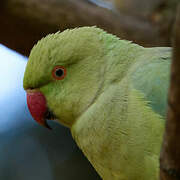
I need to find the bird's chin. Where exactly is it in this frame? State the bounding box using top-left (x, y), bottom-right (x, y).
top-left (45, 109), bottom-right (72, 128)
top-left (43, 108), bottom-right (57, 129)
top-left (45, 109), bottom-right (57, 120)
top-left (52, 117), bottom-right (72, 128)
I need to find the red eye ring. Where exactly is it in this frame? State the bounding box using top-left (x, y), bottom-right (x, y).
top-left (52, 66), bottom-right (66, 80)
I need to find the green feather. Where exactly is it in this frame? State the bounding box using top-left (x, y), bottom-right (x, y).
top-left (130, 47), bottom-right (171, 117)
top-left (23, 27), bottom-right (171, 180)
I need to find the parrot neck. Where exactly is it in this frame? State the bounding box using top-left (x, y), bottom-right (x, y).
top-left (101, 40), bottom-right (144, 91)
top-left (71, 82), bottom-right (128, 179)
top-left (70, 42), bottom-right (145, 178)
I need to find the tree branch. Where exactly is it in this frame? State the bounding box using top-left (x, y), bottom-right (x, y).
top-left (160, 5), bottom-right (180, 180)
top-left (0, 0), bottom-right (175, 55)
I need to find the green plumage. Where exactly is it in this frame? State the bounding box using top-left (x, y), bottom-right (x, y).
top-left (23, 27), bottom-right (171, 180)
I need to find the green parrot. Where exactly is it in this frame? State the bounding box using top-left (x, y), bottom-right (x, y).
top-left (23, 27), bottom-right (171, 180)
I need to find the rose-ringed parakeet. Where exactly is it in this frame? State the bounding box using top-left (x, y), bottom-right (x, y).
top-left (23, 27), bottom-right (171, 180)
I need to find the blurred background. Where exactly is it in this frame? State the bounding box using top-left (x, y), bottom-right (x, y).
top-left (0, 45), bottom-right (100, 179)
top-left (0, 0), bottom-right (179, 179)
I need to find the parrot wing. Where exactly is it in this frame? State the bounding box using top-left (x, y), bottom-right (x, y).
top-left (130, 47), bottom-right (171, 118)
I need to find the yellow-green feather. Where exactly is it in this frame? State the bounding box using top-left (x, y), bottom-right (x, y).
top-left (23, 27), bottom-right (171, 180)
top-left (72, 76), bottom-right (165, 180)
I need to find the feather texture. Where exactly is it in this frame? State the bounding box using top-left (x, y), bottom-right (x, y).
top-left (23, 27), bottom-right (171, 180)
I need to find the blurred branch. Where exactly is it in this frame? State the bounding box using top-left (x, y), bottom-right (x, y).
top-left (160, 5), bottom-right (180, 180)
top-left (0, 0), bottom-right (176, 56)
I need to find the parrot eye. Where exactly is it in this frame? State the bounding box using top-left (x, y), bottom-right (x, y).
top-left (52, 66), bottom-right (66, 80)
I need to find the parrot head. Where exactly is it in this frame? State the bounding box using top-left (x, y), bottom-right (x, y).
top-left (23, 27), bottom-right (116, 129)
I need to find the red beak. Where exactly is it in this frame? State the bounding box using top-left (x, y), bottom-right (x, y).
top-left (26, 90), bottom-right (51, 129)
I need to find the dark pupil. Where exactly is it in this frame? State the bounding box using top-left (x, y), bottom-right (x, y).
top-left (55, 68), bottom-right (64, 77)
